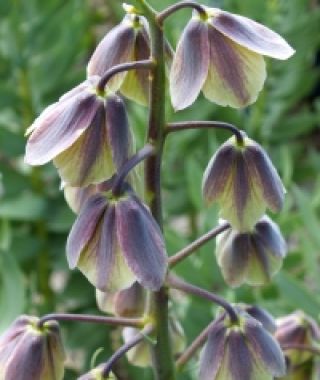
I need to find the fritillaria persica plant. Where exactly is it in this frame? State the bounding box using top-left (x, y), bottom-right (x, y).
top-left (2, 1), bottom-right (320, 380)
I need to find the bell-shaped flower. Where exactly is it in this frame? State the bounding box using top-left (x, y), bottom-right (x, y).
top-left (275, 311), bottom-right (320, 367)
top-left (122, 317), bottom-right (185, 368)
top-left (170, 7), bottom-right (294, 110)
top-left (25, 77), bottom-right (132, 187)
top-left (202, 134), bottom-right (286, 231)
top-left (87, 11), bottom-right (150, 106)
top-left (96, 281), bottom-right (146, 317)
top-left (67, 189), bottom-right (167, 293)
top-left (0, 315), bottom-right (65, 380)
top-left (199, 307), bottom-right (286, 380)
top-left (215, 216), bottom-right (286, 287)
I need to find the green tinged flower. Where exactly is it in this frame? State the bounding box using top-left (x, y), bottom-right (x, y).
top-left (170, 7), bottom-right (294, 110)
top-left (202, 135), bottom-right (285, 231)
top-left (25, 78), bottom-right (132, 187)
top-left (199, 307), bottom-right (286, 380)
top-left (0, 315), bottom-right (65, 380)
top-left (67, 189), bottom-right (167, 293)
top-left (215, 216), bottom-right (287, 287)
top-left (275, 311), bottom-right (320, 367)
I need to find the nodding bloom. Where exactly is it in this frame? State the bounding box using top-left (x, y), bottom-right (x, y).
top-left (215, 216), bottom-right (287, 287)
top-left (199, 307), bottom-right (286, 380)
top-left (96, 281), bottom-right (146, 317)
top-left (275, 311), bottom-right (320, 367)
top-left (170, 7), bottom-right (294, 110)
top-left (67, 189), bottom-right (167, 293)
top-left (87, 10), bottom-right (151, 106)
top-left (202, 134), bottom-right (285, 231)
top-left (25, 77), bottom-right (132, 187)
top-left (0, 315), bottom-right (65, 380)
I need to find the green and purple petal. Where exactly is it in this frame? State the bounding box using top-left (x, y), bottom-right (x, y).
top-left (115, 196), bottom-right (167, 291)
top-left (209, 8), bottom-right (295, 60)
top-left (170, 19), bottom-right (209, 110)
top-left (202, 26), bottom-right (266, 108)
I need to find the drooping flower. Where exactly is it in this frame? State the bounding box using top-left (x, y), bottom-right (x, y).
top-left (87, 10), bottom-right (151, 106)
top-left (96, 281), bottom-right (146, 317)
top-left (170, 7), bottom-right (295, 110)
top-left (199, 307), bottom-right (286, 380)
top-left (67, 189), bottom-right (167, 293)
top-left (25, 77), bottom-right (132, 187)
top-left (215, 216), bottom-right (287, 287)
top-left (0, 315), bottom-right (65, 380)
top-left (202, 134), bottom-right (286, 231)
top-left (275, 311), bottom-right (320, 367)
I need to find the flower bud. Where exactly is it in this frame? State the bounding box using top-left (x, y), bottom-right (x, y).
top-left (78, 365), bottom-right (116, 380)
top-left (215, 216), bottom-right (286, 287)
top-left (202, 135), bottom-right (285, 231)
top-left (170, 7), bottom-right (294, 110)
top-left (96, 281), bottom-right (146, 317)
top-left (199, 308), bottom-right (286, 380)
top-left (87, 12), bottom-right (150, 106)
top-left (122, 317), bottom-right (185, 368)
top-left (275, 311), bottom-right (320, 367)
top-left (0, 315), bottom-right (65, 380)
top-left (25, 78), bottom-right (132, 187)
top-left (67, 190), bottom-right (167, 293)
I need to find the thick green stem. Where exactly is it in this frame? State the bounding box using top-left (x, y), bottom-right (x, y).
top-left (137, 1), bottom-right (176, 379)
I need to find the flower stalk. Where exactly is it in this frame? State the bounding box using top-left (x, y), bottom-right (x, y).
top-left (157, 1), bottom-right (207, 24)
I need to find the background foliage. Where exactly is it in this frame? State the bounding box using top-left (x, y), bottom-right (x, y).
top-left (0, 0), bottom-right (319, 378)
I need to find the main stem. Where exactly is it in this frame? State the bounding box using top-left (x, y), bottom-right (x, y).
top-left (139, 2), bottom-right (176, 379)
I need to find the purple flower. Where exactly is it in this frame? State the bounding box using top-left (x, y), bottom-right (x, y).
top-left (0, 316), bottom-right (65, 380)
top-left (67, 191), bottom-right (167, 292)
top-left (170, 7), bottom-right (294, 110)
top-left (25, 77), bottom-right (132, 187)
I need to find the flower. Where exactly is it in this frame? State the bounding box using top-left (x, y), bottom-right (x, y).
top-left (25, 77), bottom-right (132, 187)
top-left (67, 189), bottom-right (167, 292)
top-left (215, 216), bottom-right (287, 287)
top-left (199, 307), bottom-right (286, 380)
top-left (87, 11), bottom-right (151, 106)
top-left (0, 315), bottom-right (65, 380)
top-left (202, 134), bottom-right (286, 231)
top-left (275, 311), bottom-right (320, 367)
top-left (96, 281), bottom-right (146, 317)
top-left (170, 7), bottom-right (294, 110)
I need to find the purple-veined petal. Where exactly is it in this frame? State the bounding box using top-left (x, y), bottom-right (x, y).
top-left (54, 103), bottom-right (114, 187)
top-left (105, 95), bottom-right (131, 170)
top-left (120, 27), bottom-right (151, 106)
top-left (87, 16), bottom-right (136, 91)
top-left (170, 19), bottom-right (209, 110)
top-left (66, 194), bottom-right (108, 269)
top-left (64, 184), bottom-right (100, 214)
top-left (202, 26), bottom-right (266, 108)
top-left (199, 322), bottom-right (226, 380)
top-left (25, 93), bottom-right (102, 165)
top-left (210, 9), bottom-right (295, 60)
top-left (115, 196), bottom-right (167, 291)
top-left (77, 205), bottom-right (136, 292)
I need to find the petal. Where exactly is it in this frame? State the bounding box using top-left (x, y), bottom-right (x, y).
top-left (245, 318), bottom-right (286, 377)
top-left (202, 142), bottom-right (236, 203)
top-left (87, 16), bottom-right (136, 90)
top-left (120, 28), bottom-right (151, 106)
top-left (123, 327), bottom-right (151, 368)
top-left (105, 95), bottom-right (131, 170)
top-left (116, 196), bottom-right (167, 291)
top-left (64, 184), bottom-right (100, 214)
top-left (54, 104), bottom-right (114, 187)
top-left (202, 27), bottom-right (266, 108)
top-left (210, 9), bottom-right (295, 60)
top-left (170, 19), bottom-right (209, 110)
top-left (244, 306), bottom-right (276, 334)
top-left (66, 195), bottom-right (108, 269)
top-left (199, 322), bottom-right (227, 380)
top-left (96, 289), bottom-right (116, 315)
top-left (25, 92), bottom-right (101, 165)
top-left (114, 282), bottom-right (146, 317)
top-left (245, 142), bottom-right (285, 212)
top-left (77, 205), bottom-right (136, 292)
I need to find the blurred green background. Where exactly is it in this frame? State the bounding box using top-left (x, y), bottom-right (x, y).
top-left (0, 0), bottom-right (320, 378)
